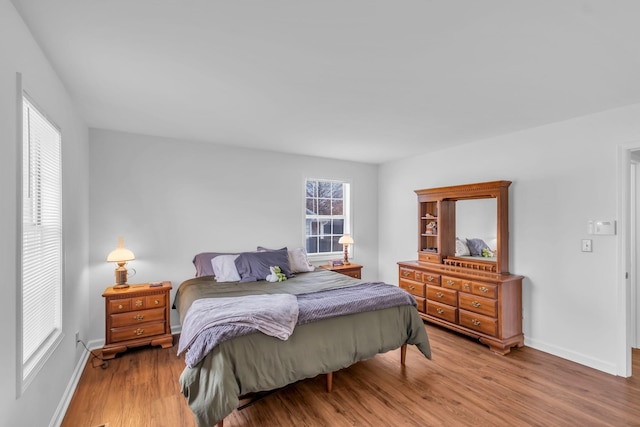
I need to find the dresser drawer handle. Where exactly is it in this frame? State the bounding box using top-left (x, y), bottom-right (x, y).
top-left (463, 283), bottom-right (471, 290)
top-left (134, 328), bottom-right (144, 336)
top-left (436, 292), bottom-right (444, 298)
top-left (447, 280), bottom-right (455, 286)
top-left (479, 286), bottom-right (489, 293)
top-left (134, 315), bottom-right (145, 321)
top-left (135, 299), bottom-right (143, 307)
top-left (436, 308), bottom-right (444, 314)
top-left (472, 301), bottom-right (481, 308)
top-left (118, 304), bottom-right (124, 310)
top-left (472, 319), bottom-right (481, 326)
top-left (403, 271), bottom-right (410, 277)
top-left (426, 276), bottom-right (434, 282)
top-left (409, 285), bottom-right (415, 291)
top-left (153, 299), bottom-right (160, 305)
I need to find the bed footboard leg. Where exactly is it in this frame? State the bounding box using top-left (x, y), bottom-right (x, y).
top-left (216, 420), bottom-right (223, 427)
top-left (401, 344), bottom-right (407, 365)
top-left (326, 372), bottom-right (333, 393)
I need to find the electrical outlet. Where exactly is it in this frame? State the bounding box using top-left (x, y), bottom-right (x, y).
top-left (75, 331), bottom-right (80, 347)
top-left (581, 239), bottom-right (592, 252)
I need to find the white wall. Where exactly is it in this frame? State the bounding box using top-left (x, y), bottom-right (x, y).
top-left (379, 103), bottom-right (640, 374)
top-left (88, 129), bottom-right (379, 341)
top-left (0, 1), bottom-right (89, 426)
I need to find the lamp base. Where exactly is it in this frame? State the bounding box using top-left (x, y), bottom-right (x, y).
top-left (113, 283), bottom-right (130, 290)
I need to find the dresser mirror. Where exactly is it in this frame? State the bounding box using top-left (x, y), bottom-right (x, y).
top-left (454, 198), bottom-right (498, 263)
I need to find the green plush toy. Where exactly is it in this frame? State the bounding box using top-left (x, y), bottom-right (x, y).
top-left (266, 266), bottom-right (287, 282)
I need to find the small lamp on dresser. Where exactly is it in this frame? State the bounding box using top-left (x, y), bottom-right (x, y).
top-left (106, 236), bottom-right (135, 289)
top-left (338, 234), bottom-right (354, 265)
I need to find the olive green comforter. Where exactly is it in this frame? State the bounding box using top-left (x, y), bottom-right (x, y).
top-left (175, 269), bottom-right (431, 427)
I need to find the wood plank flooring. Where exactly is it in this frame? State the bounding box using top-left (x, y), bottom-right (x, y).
top-left (61, 324), bottom-right (640, 427)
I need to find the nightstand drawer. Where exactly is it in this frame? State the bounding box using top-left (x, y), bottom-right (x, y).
top-left (110, 321), bottom-right (166, 343)
top-left (146, 294), bottom-right (166, 308)
top-left (111, 307), bottom-right (165, 328)
top-left (109, 298), bottom-right (132, 313)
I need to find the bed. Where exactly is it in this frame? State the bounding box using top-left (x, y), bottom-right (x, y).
top-left (174, 252), bottom-right (432, 427)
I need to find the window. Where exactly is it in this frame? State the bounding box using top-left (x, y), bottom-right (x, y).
top-left (305, 179), bottom-right (351, 255)
top-left (20, 95), bottom-right (63, 390)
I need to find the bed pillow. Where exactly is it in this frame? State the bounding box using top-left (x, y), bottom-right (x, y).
top-left (257, 246), bottom-right (315, 273)
top-left (211, 254), bottom-right (241, 282)
top-left (193, 252), bottom-right (232, 277)
top-left (466, 238), bottom-right (490, 257)
top-left (455, 238), bottom-right (471, 256)
top-left (235, 248), bottom-right (292, 282)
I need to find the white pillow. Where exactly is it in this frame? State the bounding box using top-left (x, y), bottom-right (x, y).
top-left (211, 254), bottom-right (241, 282)
top-left (455, 238), bottom-right (471, 256)
top-left (288, 247), bottom-right (315, 273)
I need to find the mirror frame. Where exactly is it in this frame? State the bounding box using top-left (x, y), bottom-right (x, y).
top-left (415, 180), bottom-right (511, 274)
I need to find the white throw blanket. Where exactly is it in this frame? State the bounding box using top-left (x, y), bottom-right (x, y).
top-left (178, 294), bottom-right (299, 367)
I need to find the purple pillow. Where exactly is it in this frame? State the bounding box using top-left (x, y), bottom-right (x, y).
top-left (193, 252), bottom-right (233, 277)
top-left (234, 248), bottom-right (292, 283)
top-left (466, 238), bottom-right (490, 257)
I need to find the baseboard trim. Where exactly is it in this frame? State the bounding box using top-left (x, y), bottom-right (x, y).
top-left (48, 348), bottom-right (90, 427)
top-left (525, 336), bottom-right (617, 375)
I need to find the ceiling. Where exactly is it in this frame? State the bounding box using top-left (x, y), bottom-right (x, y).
top-left (11, 0), bottom-right (640, 164)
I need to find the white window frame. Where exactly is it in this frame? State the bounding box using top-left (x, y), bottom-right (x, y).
top-left (304, 178), bottom-right (352, 260)
top-left (17, 90), bottom-right (64, 395)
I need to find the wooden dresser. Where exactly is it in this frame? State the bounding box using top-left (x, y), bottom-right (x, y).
top-left (398, 261), bottom-right (522, 354)
top-left (102, 281), bottom-right (173, 359)
top-left (400, 181), bottom-right (524, 355)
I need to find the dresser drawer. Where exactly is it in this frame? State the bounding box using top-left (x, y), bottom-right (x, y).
top-left (422, 273), bottom-right (440, 285)
top-left (458, 293), bottom-right (497, 318)
top-left (399, 267), bottom-right (417, 281)
top-left (472, 281), bottom-right (498, 299)
top-left (414, 296), bottom-right (426, 313)
top-left (111, 307), bottom-right (165, 328)
top-left (441, 276), bottom-right (462, 290)
top-left (427, 285), bottom-right (457, 306)
top-left (110, 321), bottom-right (166, 343)
top-left (459, 310), bottom-right (498, 336)
top-left (427, 300), bottom-right (457, 323)
top-left (400, 278), bottom-right (426, 298)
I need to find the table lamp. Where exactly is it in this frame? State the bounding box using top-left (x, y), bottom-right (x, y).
top-left (107, 236), bottom-right (135, 289)
top-left (338, 234), bottom-right (354, 265)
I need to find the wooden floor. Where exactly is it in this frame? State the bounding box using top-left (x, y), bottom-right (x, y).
top-left (62, 324), bottom-right (640, 427)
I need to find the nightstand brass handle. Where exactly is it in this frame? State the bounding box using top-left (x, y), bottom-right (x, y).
top-left (472, 301), bottom-right (481, 308)
top-left (118, 304), bottom-right (124, 309)
top-left (472, 319), bottom-right (480, 326)
top-left (134, 328), bottom-right (144, 336)
top-left (134, 315), bottom-right (145, 321)
top-left (447, 280), bottom-right (455, 286)
top-left (436, 308), bottom-right (444, 314)
top-left (153, 299), bottom-right (160, 305)
top-left (436, 292), bottom-right (444, 298)
top-left (479, 286), bottom-right (488, 293)
top-left (135, 300), bottom-right (143, 307)
top-left (403, 271), bottom-right (410, 277)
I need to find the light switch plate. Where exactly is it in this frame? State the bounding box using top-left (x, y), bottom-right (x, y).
top-left (582, 239), bottom-right (592, 252)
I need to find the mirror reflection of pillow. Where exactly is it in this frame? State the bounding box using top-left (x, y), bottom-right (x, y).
top-left (455, 238), bottom-right (471, 256)
top-left (466, 238), bottom-right (490, 257)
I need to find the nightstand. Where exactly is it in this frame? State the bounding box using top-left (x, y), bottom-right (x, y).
top-left (321, 263), bottom-right (363, 279)
top-left (102, 281), bottom-right (173, 359)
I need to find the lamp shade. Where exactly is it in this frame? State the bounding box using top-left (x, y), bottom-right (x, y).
top-left (106, 236), bottom-right (135, 263)
top-left (338, 234), bottom-right (354, 245)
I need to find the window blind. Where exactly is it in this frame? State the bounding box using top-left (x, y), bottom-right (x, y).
top-left (21, 96), bottom-right (62, 382)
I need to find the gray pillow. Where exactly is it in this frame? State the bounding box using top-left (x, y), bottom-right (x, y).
top-left (234, 248), bottom-right (292, 283)
top-left (193, 252), bottom-right (234, 277)
top-left (466, 238), bottom-right (490, 257)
